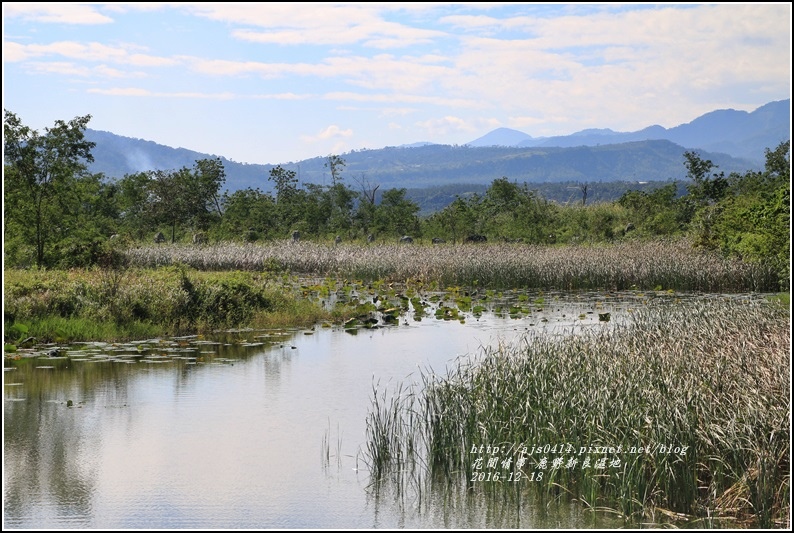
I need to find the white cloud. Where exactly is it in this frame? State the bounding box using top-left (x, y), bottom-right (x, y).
top-left (415, 116), bottom-right (476, 137)
top-left (3, 3), bottom-right (788, 163)
top-left (5, 40), bottom-right (177, 67)
top-left (438, 14), bottom-right (501, 30)
top-left (251, 93), bottom-right (312, 101)
top-left (507, 116), bottom-right (549, 130)
top-left (301, 125), bottom-right (354, 143)
top-left (379, 107), bottom-right (418, 117)
top-left (25, 61), bottom-right (146, 79)
top-left (2, 41), bottom-right (30, 62)
top-left (188, 3), bottom-right (445, 48)
top-left (187, 53), bottom-right (457, 94)
top-left (88, 87), bottom-right (152, 97)
top-left (323, 91), bottom-right (482, 109)
top-left (87, 87), bottom-right (235, 99)
top-left (299, 125), bottom-right (355, 155)
top-left (3, 2), bottom-right (114, 24)
top-left (429, 4), bottom-right (791, 133)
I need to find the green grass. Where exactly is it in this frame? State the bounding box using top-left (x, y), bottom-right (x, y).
top-left (9, 316), bottom-right (162, 344)
top-left (766, 292), bottom-right (790, 308)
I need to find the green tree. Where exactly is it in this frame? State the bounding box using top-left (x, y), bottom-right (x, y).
top-left (267, 165), bottom-right (302, 233)
top-left (706, 141), bottom-right (790, 287)
top-left (325, 154), bottom-right (346, 186)
top-left (374, 188), bottom-right (421, 238)
top-left (482, 178), bottom-right (551, 242)
top-left (115, 171), bottom-right (158, 239)
top-left (618, 182), bottom-right (685, 236)
top-left (218, 187), bottom-right (277, 241)
top-left (352, 173), bottom-right (380, 237)
top-left (147, 168), bottom-right (192, 243)
top-left (121, 158), bottom-right (227, 243)
top-left (4, 110), bottom-right (97, 267)
top-left (146, 159), bottom-right (226, 243)
top-left (299, 156), bottom-right (357, 237)
top-left (327, 182), bottom-right (356, 235)
top-left (192, 157), bottom-right (227, 221)
top-left (683, 150), bottom-right (729, 207)
top-left (426, 196), bottom-right (472, 243)
top-left (268, 165), bottom-right (299, 203)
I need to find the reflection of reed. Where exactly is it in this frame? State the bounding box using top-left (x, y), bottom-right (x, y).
top-left (321, 419), bottom-right (343, 471)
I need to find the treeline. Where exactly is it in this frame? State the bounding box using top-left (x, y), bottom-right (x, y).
top-left (3, 110), bottom-right (790, 287)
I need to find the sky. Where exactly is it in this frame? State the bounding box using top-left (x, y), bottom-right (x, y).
top-left (3, 2), bottom-right (792, 165)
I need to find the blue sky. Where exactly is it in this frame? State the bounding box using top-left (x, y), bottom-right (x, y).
top-left (3, 3), bottom-right (791, 165)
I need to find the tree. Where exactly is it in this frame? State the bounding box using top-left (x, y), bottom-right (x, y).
top-left (579, 182), bottom-right (589, 206)
top-left (147, 168), bottom-right (192, 243)
top-left (268, 165), bottom-right (298, 203)
top-left (4, 110), bottom-right (96, 267)
top-left (374, 188), bottom-right (421, 237)
top-left (352, 172), bottom-right (380, 236)
top-left (704, 141), bottom-right (790, 287)
top-left (428, 195), bottom-right (479, 243)
top-left (116, 171), bottom-right (158, 239)
top-left (325, 154), bottom-right (346, 186)
top-left (218, 187), bottom-right (277, 241)
top-left (481, 178), bottom-right (550, 242)
top-left (146, 159), bottom-right (227, 243)
top-left (193, 157), bottom-right (226, 219)
top-left (683, 150), bottom-right (728, 206)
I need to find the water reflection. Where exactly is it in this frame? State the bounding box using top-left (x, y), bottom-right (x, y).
top-left (4, 291), bottom-right (764, 528)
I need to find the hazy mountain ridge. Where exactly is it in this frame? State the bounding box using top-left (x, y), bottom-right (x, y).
top-left (84, 99), bottom-right (789, 193)
top-left (471, 100), bottom-right (789, 164)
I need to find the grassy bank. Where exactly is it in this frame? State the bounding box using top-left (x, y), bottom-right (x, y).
top-left (4, 267), bottom-right (333, 343)
top-left (363, 298), bottom-right (790, 528)
top-left (125, 238), bottom-right (782, 292)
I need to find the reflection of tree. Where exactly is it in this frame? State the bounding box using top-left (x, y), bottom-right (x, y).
top-left (3, 332), bottom-right (301, 526)
top-left (3, 358), bottom-right (136, 525)
top-left (4, 393), bottom-right (99, 526)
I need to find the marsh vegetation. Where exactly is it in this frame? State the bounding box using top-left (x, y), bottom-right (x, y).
top-left (363, 297), bottom-right (790, 528)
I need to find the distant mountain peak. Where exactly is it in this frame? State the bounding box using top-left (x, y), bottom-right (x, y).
top-left (398, 141), bottom-right (438, 148)
top-left (467, 127), bottom-right (533, 147)
top-left (570, 128), bottom-right (617, 137)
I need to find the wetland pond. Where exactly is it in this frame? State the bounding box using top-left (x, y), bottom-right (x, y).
top-left (2, 289), bottom-right (767, 529)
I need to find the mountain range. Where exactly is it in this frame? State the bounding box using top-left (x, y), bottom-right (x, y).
top-left (467, 99), bottom-right (789, 163)
top-left (84, 99), bottom-right (790, 194)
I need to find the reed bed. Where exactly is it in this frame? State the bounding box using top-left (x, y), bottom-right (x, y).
top-left (124, 239), bottom-right (781, 292)
top-left (362, 298), bottom-right (790, 527)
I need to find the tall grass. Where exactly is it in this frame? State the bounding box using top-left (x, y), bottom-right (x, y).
top-left (124, 238), bottom-right (781, 292)
top-left (362, 298), bottom-right (790, 527)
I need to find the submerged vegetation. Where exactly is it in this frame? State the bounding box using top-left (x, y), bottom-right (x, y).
top-left (363, 298), bottom-right (790, 528)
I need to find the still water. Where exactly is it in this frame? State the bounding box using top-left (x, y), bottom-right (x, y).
top-left (4, 291), bottom-right (687, 529)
